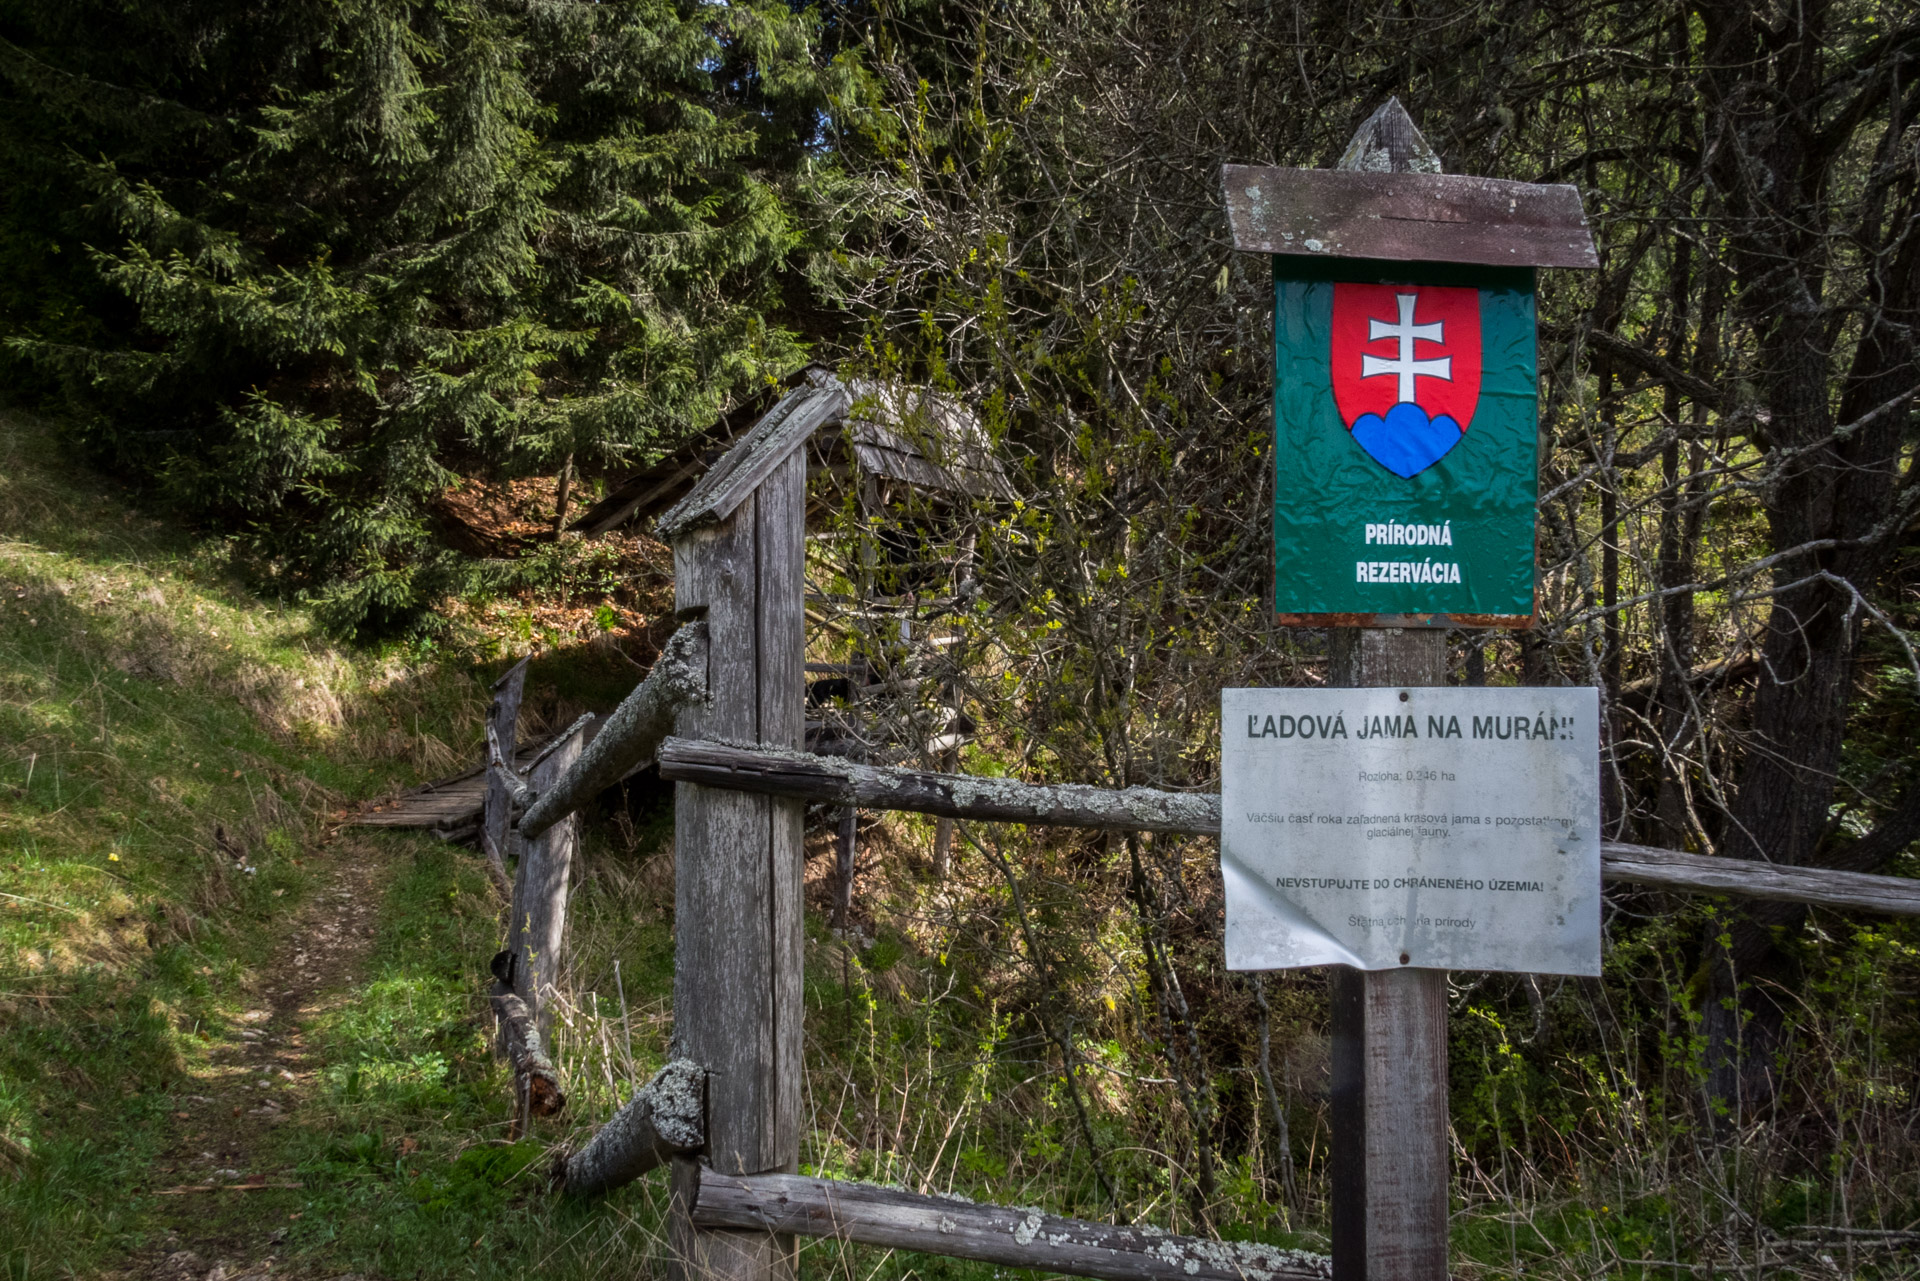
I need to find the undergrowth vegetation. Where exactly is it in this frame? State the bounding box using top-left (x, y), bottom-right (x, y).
top-left (3, 405), bottom-right (1918, 1281)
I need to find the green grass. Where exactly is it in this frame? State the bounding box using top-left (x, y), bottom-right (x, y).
top-left (267, 839), bottom-right (677, 1281)
top-left (0, 412), bottom-right (484, 1277)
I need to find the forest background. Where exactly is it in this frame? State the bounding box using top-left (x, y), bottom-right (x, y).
top-left (1, 1), bottom-right (1918, 1279)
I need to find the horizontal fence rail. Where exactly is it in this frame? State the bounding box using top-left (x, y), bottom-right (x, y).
top-left (689, 1170), bottom-right (1332, 1281)
top-left (518, 623), bottom-right (709, 841)
top-left (655, 738), bottom-right (1920, 918)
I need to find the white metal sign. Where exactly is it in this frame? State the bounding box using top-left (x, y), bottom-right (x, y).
top-left (1221, 686), bottom-right (1600, 975)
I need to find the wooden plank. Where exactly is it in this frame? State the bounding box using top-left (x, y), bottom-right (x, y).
top-left (655, 737), bottom-right (1920, 918)
top-left (572, 459), bottom-right (703, 537)
top-left (1221, 164), bottom-right (1597, 269)
top-left (755, 448), bottom-right (807, 1181)
top-left (688, 1170), bottom-right (1331, 1281)
top-left (671, 481), bottom-right (800, 1281)
top-left (507, 719), bottom-right (587, 1042)
top-left (657, 384), bottom-right (849, 540)
top-left (483, 657), bottom-right (529, 885)
top-left (1324, 628), bottom-right (1450, 1281)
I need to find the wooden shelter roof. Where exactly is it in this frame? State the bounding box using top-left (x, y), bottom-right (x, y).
top-left (571, 370), bottom-right (1010, 541)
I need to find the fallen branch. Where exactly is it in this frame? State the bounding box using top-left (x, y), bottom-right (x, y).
top-left (655, 739), bottom-right (1920, 918)
top-left (555, 1058), bottom-right (705, 1198)
top-left (689, 1170), bottom-right (1331, 1281)
top-left (153, 1180), bottom-right (303, 1195)
top-left (519, 623), bottom-right (709, 841)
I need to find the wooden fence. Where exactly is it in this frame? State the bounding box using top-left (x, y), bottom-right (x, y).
top-left (467, 458), bottom-right (1920, 1281)
top-left (465, 104), bottom-right (1919, 1281)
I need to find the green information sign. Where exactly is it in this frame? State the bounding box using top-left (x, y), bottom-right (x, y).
top-left (1271, 257), bottom-right (1539, 624)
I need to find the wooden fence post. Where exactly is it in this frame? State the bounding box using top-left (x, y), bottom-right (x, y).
top-left (669, 446), bottom-right (807, 1281)
top-left (506, 721), bottom-right (587, 1044)
top-left (1326, 630), bottom-right (1450, 1281)
top-left (482, 657), bottom-right (529, 894)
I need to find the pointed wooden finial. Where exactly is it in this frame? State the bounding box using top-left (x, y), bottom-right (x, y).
top-left (1337, 97), bottom-right (1442, 175)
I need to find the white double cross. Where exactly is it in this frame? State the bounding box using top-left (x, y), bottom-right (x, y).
top-left (1362, 292), bottom-right (1451, 404)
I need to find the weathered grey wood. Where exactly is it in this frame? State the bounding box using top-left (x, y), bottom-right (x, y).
top-left (1336, 98), bottom-right (1442, 175)
top-left (756, 447), bottom-right (808, 1185)
top-left (519, 623), bottom-right (710, 840)
top-left (655, 738), bottom-right (1223, 835)
top-left (482, 658), bottom-right (529, 885)
top-left (1224, 102), bottom-right (1591, 270)
top-left (689, 1170), bottom-right (1331, 1281)
top-left (832, 806), bottom-right (857, 928)
top-left (1325, 628), bottom-right (1451, 1281)
top-left (556, 1059), bottom-right (705, 1199)
top-left (1601, 841), bottom-right (1920, 916)
top-left (669, 447), bottom-right (808, 1281)
top-left (656, 737), bottom-right (1920, 917)
top-left (573, 459), bottom-right (702, 537)
top-left (1221, 164), bottom-right (1596, 269)
top-left (506, 719), bottom-right (587, 1042)
top-left (658, 384), bottom-right (850, 539)
top-left (490, 982), bottom-right (565, 1126)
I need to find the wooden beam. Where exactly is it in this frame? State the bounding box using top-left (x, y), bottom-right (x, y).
top-left (655, 738), bottom-right (1220, 836)
top-left (688, 1170), bottom-right (1331, 1281)
top-left (1324, 629), bottom-right (1449, 1281)
top-left (668, 446), bottom-right (808, 1281)
top-left (482, 657), bottom-right (529, 893)
top-left (519, 622), bottom-right (708, 841)
top-left (506, 718), bottom-right (588, 1043)
top-left (490, 983), bottom-right (565, 1132)
top-left (1221, 164), bottom-right (1597, 269)
top-left (1599, 841), bottom-right (1920, 916)
top-left (653, 739), bottom-right (1920, 917)
top-left (557, 1059), bottom-right (705, 1199)
top-left (658, 382), bottom-right (850, 539)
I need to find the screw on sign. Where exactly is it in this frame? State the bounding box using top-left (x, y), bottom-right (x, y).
top-left (1222, 99), bottom-right (1597, 1281)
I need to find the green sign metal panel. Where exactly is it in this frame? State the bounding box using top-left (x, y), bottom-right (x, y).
top-left (1271, 257), bottom-right (1539, 626)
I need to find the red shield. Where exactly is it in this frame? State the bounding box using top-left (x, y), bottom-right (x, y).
top-left (1329, 283), bottom-right (1481, 478)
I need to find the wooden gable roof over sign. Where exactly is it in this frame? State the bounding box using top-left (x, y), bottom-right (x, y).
top-left (653, 371), bottom-right (1010, 540)
top-left (1221, 101), bottom-right (1598, 270)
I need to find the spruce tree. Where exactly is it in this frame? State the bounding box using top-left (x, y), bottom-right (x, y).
top-left (0, 0), bottom-right (869, 635)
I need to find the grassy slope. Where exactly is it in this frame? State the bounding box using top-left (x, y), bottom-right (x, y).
top-left (0, 413), bottom-right (682, 1280)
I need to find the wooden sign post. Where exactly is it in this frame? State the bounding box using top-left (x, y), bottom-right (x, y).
top-left (1223, 101), bottom-right (1596, 1281)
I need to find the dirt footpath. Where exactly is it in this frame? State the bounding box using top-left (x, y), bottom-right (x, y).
top-left (131, 834), bottom-right (394, 1281)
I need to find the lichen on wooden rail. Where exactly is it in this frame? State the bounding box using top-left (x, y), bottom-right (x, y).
top-left (519, 622), bottom-right (709, 841)
top-left (555, 1058), bottom-right (705, 1199)
top-left (655, 736), bottom-right (1219, 835)
top-left (654, 738), bottom-right (1920, 918)
top-left (490, 983), bottom-right (564, 1123)
top-left (689, 1170), bottom-right (1331, 1281)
